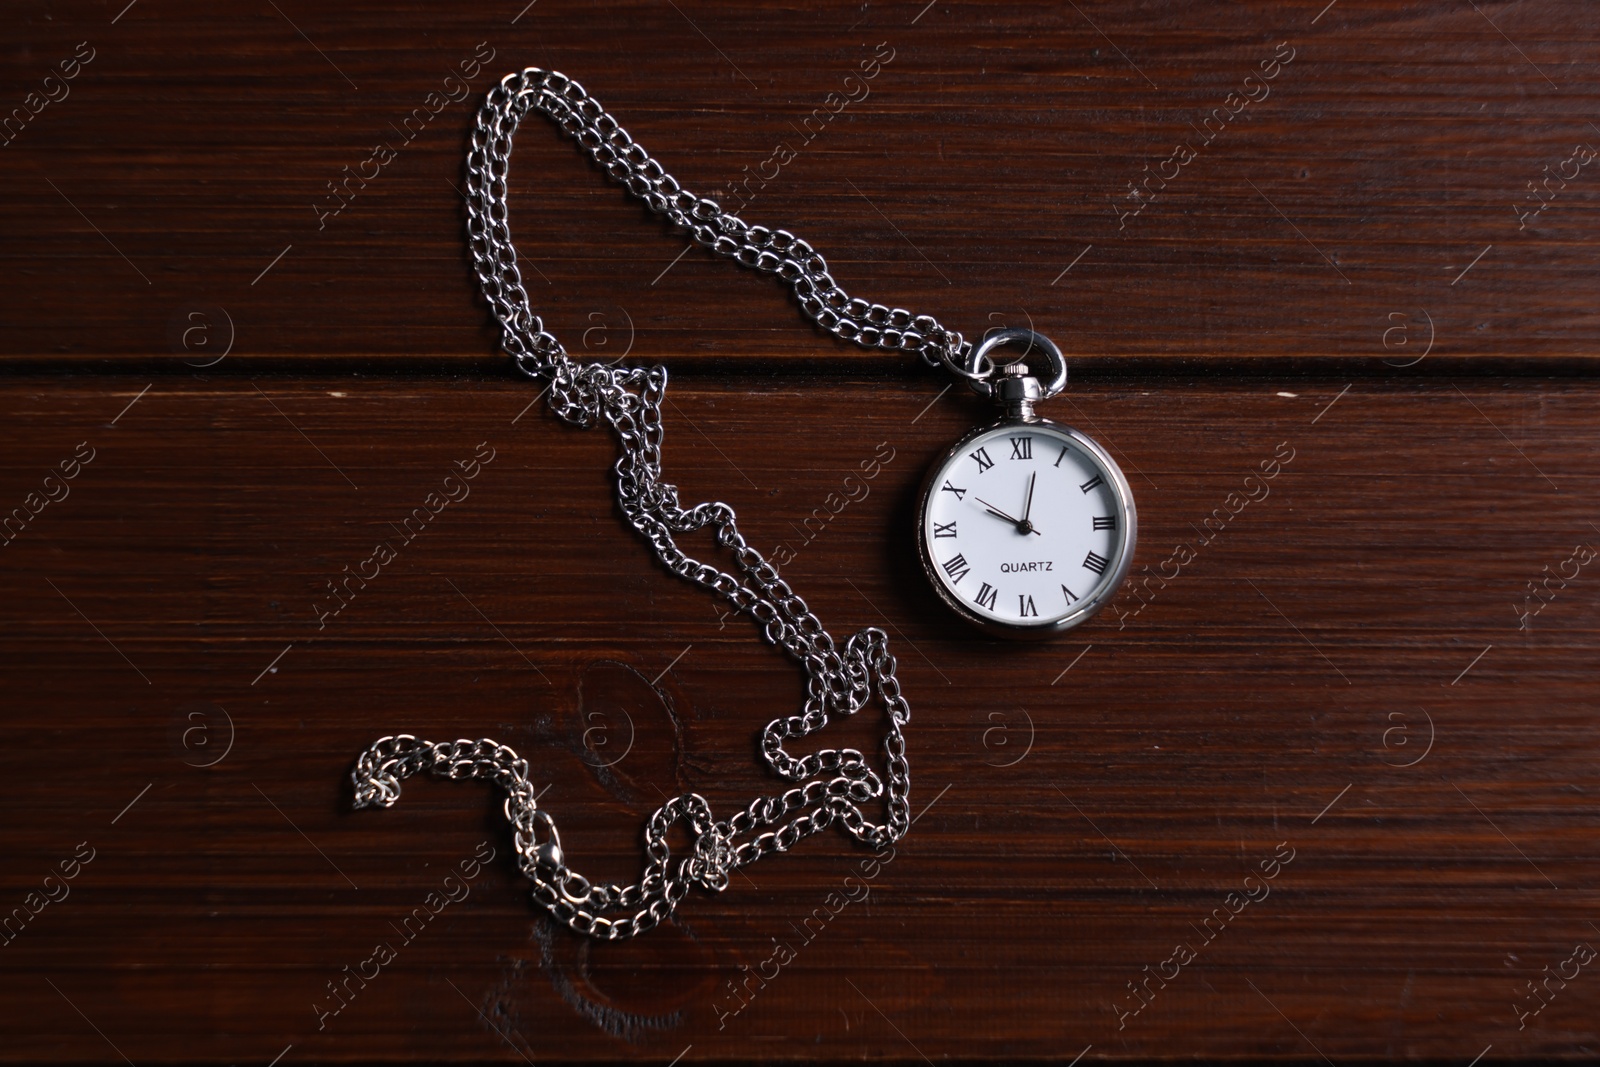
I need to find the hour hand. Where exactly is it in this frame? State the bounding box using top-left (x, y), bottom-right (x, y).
top-left (974, 497), bottom-right (1041, 535)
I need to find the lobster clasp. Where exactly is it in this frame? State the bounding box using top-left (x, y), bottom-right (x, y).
top-left (531, 809), bottom-right (564, 869)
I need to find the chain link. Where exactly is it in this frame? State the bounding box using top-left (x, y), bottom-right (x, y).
top-left (351, 68), bottom-right (917, 939)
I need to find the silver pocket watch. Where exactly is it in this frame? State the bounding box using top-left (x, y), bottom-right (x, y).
top-left (917, 329), bottom-right (1137, 638)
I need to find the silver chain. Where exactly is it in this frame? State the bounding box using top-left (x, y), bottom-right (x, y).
top-left (352, 67), bottom-right (924, 940)
top-left (460, 65), bottom-right (985, 386)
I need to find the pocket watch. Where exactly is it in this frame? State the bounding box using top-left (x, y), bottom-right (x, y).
top-left (917, 329), bottom-right (1136, 638)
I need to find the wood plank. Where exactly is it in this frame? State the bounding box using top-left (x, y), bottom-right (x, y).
top-left (0, 372), bottom-right (1596, 1061)
top-left (2, 1), bottom-right (1600, 366)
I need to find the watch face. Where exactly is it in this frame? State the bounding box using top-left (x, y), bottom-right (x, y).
top-left (918, 419), bottom-right (1136, 636)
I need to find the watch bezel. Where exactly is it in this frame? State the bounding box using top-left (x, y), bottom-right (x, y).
top-left (915, 413), bottom-right (1138, 640)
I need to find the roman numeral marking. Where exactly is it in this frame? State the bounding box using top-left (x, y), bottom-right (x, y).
top-left (933, 520), bottom-right (957, 539)
top-left (1019, 594), bottom-right (1038, 617)
top-left (971, 446), bottom-right (994, 474)
top-left (1009, 436), bottom-right (1032, 460)
top-left (1080, 474), bottom-right (1104, 493)
top-left (1083, 551), bottom-right (1109, 575)
top-left (975, 582), bottom-right (998, 610)
top-left (941, 480), bottom-right (967, 500)
top-left (1061, 584), bottom-right (1079, 604)
top-left (942, 553), bottom-right (970, 584)
top-left (1093, 515), bottom-right (1116, 530)
top-left (1054, 445), bottom-right (1069, 468)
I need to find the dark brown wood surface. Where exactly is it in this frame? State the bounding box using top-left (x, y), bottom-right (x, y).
top-left (4, 0), bottom-right (1600, 367)
top-left (4, 1), bottom-right (1600, 1063)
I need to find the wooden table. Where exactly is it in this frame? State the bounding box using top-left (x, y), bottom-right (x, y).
top-left (3, 1), bottom-right (1599, 1061)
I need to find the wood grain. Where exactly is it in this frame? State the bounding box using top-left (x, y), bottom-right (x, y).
top-left (5, 0), bottom-right (1600, 1063)
top-left (1, 373), bottom-right (1598, 1062)
top-left (2, 1), bottom-right (1600, 367)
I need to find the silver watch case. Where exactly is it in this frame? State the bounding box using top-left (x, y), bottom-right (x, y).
top-left (915, 413), bottom-right (1138, 640)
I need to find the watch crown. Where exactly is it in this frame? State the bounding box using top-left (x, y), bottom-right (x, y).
top-left (994, 364), bottom-right (1044, 420)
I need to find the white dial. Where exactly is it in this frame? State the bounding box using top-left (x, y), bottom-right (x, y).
top-left (919, 420), bottom-right (1135, 634)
